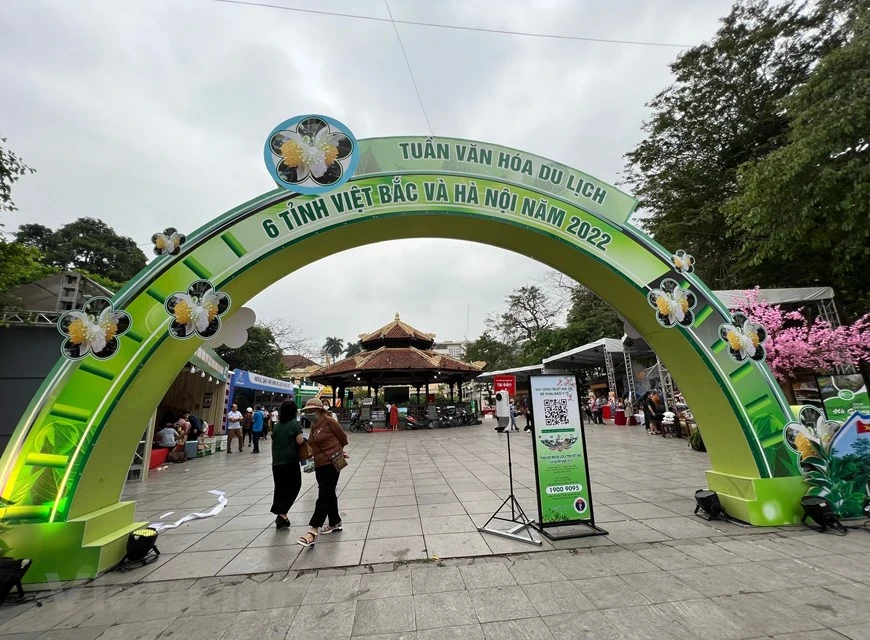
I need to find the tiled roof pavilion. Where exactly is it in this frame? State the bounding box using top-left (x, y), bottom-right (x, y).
top-left (311, 314), bottom-right (485, 399)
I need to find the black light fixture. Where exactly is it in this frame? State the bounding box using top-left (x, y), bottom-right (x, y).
top-left (800, 496), bottom-right (846, 534)
top-left (694, 489), bottom-right (726, 521)
top-left (122, 527), bottom-right (160, 567)
top-left (0, 558), bottom-right (34, 604)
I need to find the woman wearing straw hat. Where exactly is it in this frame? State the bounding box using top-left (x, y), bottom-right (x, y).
top-left (297, 398), bottom-right (349, 547)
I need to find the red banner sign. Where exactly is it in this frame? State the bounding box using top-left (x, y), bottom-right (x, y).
top-left (493, 375), bottom-right (516, 396)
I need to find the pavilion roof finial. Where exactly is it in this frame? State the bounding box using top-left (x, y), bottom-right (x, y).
top-left (395, 312), bottom-right (400, 321)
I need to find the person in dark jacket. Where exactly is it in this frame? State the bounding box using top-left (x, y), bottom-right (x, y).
top-left (186, 412), bottom-right (204, 439)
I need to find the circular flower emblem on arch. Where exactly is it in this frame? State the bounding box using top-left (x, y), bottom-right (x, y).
top-left (152, 228), bottom-right (186, 256)
top-left (671, 250), bottom-right (695, 274)
top-left (783, 405), bottom-right (842, 457)
top-left (264, 115), bottom-right (358, 195)
top-left (165, 280), bottom-right (231, 340)
top-left (718, 313), bottom-right (767, 362)
top-left (57, 297), bottom-right (131, 360)
top-left (647, 278), bottom-right (697, 328)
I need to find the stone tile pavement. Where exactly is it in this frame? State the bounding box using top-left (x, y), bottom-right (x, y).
top-left (4, 420), bottom-right (870, 639)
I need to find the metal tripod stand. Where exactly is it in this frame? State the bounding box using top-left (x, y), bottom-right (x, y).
top-left (478, 419), bottom-right (541, 545)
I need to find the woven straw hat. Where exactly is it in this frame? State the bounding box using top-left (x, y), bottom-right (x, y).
top-left (300, 398), bottom-right (326, 413)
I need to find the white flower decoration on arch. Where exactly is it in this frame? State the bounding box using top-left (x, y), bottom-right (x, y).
top-left (165, 280), bottom-right (231, 340)
top-left (647, 278), bottom-right (697, 328)
top-left (57, 297), bottom-right (131, 360)
top-left (672, 250), bottom-right (695, 274)
top-left (718, 313), bottom-right (767, 363)
top-left (152, 228), bottom-right (186, 256)
top-left (268, 117), bottom-right (353, 187)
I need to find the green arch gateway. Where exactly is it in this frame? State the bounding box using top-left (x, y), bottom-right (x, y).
top-left (0, 116), bottom-right (809, 581)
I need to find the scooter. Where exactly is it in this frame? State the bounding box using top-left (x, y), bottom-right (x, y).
top-left (439, 411), bottom-right (458, 428)
top-left (458, 408), bottom-right (479, 426)
top-left (405, 414), bottom-right (434, 430)
top-left (349, 411), bottom-right (373, 433)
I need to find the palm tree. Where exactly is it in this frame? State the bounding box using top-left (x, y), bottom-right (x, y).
top-left (344, 341), bottom-right (363, 357)
top-left (323, 337), bottom-right (344, 363)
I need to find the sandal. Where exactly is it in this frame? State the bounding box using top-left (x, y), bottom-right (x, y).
top-left (321, 523), bottom-right (343, 534)
top-left (297, 531), bottom-right (317, 547)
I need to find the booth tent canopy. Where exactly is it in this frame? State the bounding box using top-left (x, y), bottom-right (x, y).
top-left (712, 287), bottom-right (835, 310)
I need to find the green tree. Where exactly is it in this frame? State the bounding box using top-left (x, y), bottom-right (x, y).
top-left (464, 331), bottom-right (518, 371)
top-left (0, 138), bottom-right (35, 215)
top-left (0, 241), bottom-right (57, 305)
top-left (518, 287), bottom-right (624, 364)
top-left (216, 324), bottom-right (285, 377)
top-left (322, 336), bottom-right (344, 362)
top-left (14, 223), bottom-right (53, 248)
top-left (565, 286), bottom-right (624, 342)
top-left (623, 0), bottom-right (854, 289)
top-left (518, 326), bottom-right (584, 365)
top-left (344, 340), bottom-right (363, 357)
top-left (726, 6), bottom-right (870, 314)
top-left (15, 217), bottom-right (147, 284)
top-left (486, 285), bottom-right (560, 341)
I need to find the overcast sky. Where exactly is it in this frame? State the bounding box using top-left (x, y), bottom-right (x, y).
top-left (0, 0), bottom-right (731, 353)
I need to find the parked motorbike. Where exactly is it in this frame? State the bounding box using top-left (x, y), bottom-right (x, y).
top-left (405, 414), bottom-right (434, 430)
top-left (438, 411), bottom-right (458, 428)
top-left (349, 411), bottom-right (373, 433)
top-left (457, 408), bottom-right (479, 426)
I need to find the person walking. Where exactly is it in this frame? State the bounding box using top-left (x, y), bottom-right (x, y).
top-left (641, 392), bottom-right (652, 432)
top-left (226, 404), bottom-right (244, 453)
top-left (509, 401), bottom-right (518, 431)
top-left (523, 401), bottom-right (535, 432)
top-left (269, 407), bottom-right (279, 439)
top-left (591, 398), bottom-right (601, 425)
top-left (271, 400), bottom-right (305, 530)
top-left (297, 398), bottom-right (349, 548)
top-left (389, 402), bottom-right (399, 432)
top-left (242, 408), bottom-right (253, 447)
top-left (251, 406), bottom-right (264, 453)
top-left (646, 392), bottom-right (664, 435)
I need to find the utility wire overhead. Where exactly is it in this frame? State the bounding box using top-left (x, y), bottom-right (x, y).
top-left (384, 0), bottom-right (434, 136)
top-left (209, 0), bottom-right (693, 49)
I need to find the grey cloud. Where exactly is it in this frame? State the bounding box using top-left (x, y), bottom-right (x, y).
top-left (1, 0), bottom-right (728, 348)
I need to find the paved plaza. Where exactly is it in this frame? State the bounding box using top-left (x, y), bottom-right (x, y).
top-left (4, 420), bottom-right (870, 639)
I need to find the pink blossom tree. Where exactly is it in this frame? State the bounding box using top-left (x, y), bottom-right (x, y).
top-left (733, 287), bottom-right (870, 382)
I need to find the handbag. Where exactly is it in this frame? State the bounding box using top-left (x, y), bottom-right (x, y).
top-left (297, 439), bottom-right (313, 462)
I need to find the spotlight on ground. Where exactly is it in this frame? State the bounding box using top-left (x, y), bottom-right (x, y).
top-left (0, 558), bottom-right (33, 604)
top-left (123, 527), bottom-right (160, 565)
top-left (694, 489), bottom-right (726, 521)
top-left (800, 496), bottom-right (845, 534)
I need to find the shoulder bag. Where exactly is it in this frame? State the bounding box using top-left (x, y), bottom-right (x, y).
top-left (309, 424), bottom-right (348, 472)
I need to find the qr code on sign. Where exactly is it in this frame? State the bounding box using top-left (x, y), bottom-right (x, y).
top-left (543, 399), bottom-right (570, 426)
